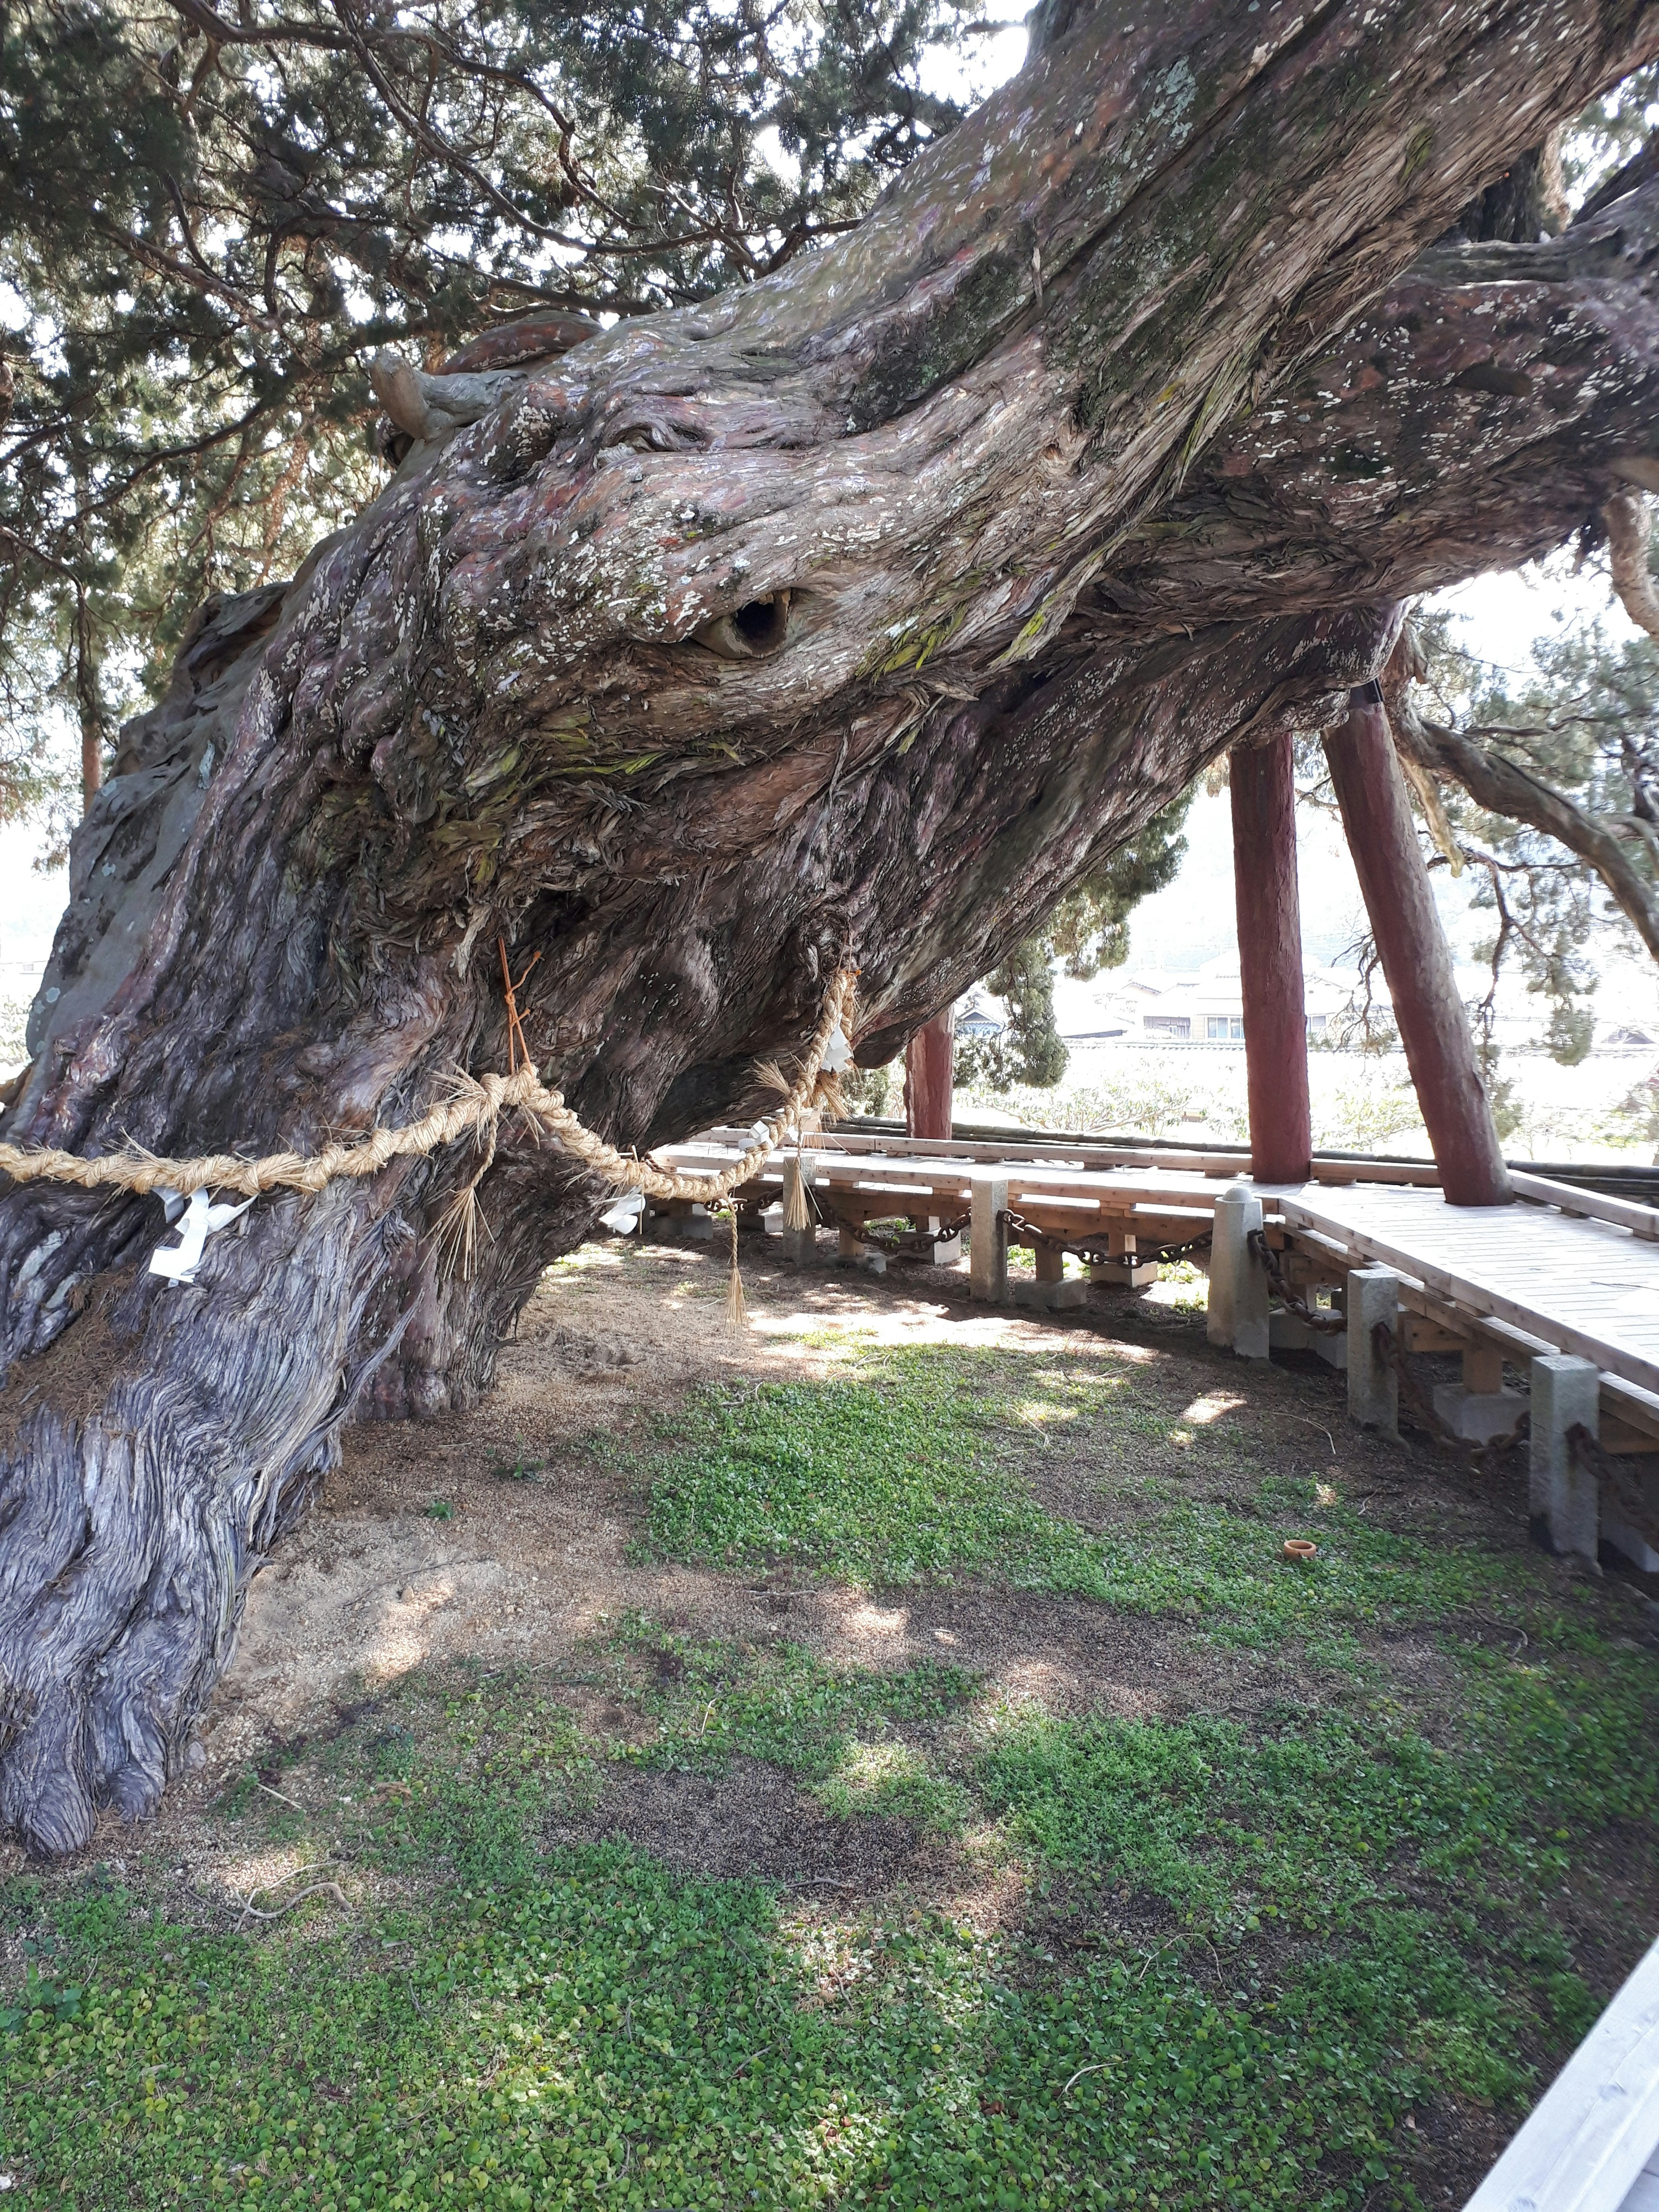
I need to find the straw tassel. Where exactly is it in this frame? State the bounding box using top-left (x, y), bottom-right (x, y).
top-left (783, 1152), bottom-right (811, 1233)
top-left (726, 1209), bottom-right (748, 1327)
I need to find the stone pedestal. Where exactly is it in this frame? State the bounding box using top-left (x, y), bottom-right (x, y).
top-left (1208, 1184), bottom-right (1268, 1359)
top-left (1432, 1382), bottom-right (1527, 1444)
top-left (1345, 1267), bottom-right (1400, 1437)
top-left (970, 1173), bottom-right (1008, 1304)
top-left (1529, 1354), bottom-right (1601, 1564)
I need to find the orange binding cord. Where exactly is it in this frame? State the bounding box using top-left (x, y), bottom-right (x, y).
top-left (497, 936), bottom-right (541, 1074)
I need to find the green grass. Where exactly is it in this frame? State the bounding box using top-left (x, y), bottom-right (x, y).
top-left (639, 1348), bottom-right (1575, 1646)
top-left (3, 1843), bottom-right (1416, 2212)
top-left (4, 1333), bottom-right (1656, 2210)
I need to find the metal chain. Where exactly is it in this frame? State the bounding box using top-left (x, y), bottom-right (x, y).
top-left (1372, 1320), bottom-right (1529, 1470)
top-left (1000, 1206), bottom-right (1212, 1270)
top-left (812, 1197), bottom-right (970, 1258)
top-left (1247, 1229), bottom-right (1347, 1335)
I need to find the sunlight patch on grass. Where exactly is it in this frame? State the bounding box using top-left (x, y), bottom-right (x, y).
top-left (638, 1344), bottom-right (1578, 1648)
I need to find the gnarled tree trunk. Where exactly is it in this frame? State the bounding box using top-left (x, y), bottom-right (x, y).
top-left (7, 0), bottom-right (1659, 1853)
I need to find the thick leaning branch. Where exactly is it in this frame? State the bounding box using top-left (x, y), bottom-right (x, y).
top-left (1101, 183), bottom-right (1659, 624)
top-left (8, 0), bottom-right (1659, 1858)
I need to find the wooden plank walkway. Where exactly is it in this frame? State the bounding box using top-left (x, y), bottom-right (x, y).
top-left (659, 1129), bottom-right (1659, 1437)
top-left (1276, 1183), bottom-right (1659, 1402)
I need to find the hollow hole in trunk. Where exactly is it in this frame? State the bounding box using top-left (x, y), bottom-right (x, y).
top-left (692, 591), bottom-right (792, 660)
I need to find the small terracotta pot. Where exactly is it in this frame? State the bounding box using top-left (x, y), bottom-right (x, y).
top-left (1282, 1538), bottom-right (1319, 1564)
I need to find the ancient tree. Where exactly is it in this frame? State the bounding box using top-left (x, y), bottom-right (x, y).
top-left (7, 0), bottom-right (1659, 1853)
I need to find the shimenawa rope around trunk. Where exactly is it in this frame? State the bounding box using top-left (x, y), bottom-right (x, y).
top-left (0, 967), bottom-right (858, 1209)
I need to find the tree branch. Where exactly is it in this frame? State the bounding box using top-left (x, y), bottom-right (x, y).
top-left (1391, 695), bottom-right (1659, 964)
top-left (1603, 491), bottom-right (1659, 641)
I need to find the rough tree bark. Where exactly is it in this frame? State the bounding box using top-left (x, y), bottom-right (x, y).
top-left (7, 0), bottom-right (1659, 1853)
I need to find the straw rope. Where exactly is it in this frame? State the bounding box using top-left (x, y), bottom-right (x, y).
top-left (0, 966), bottom-right (858, 1208)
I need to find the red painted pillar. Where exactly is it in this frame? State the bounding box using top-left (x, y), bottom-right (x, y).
top-left (1325, 687), bottom-right (1512, 1206)
top-left (1231, 732), bottom-right (1312, 1185)
top-left (905, 1009), bottom-right (955, 1141)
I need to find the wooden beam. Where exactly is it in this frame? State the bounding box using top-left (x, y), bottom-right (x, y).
top-left (688, 1125), bottom-right (1446, 1185)
top-left (1511, 1169), bottom-right (1659, 1241)
top-left (1231, 731), bottom-right (1312, 1184)
top-left (1324, 690), bottom-right (1512, 1208)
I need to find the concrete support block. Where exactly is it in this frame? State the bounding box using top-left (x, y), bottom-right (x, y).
top-left (835, 1226), bottom-right (886, 1274)
top-left (1271, 1303), bottom-right (1348, 1368)
top-left (1345, 1267), bottom-right (1400, 1438)
top-left (923, 1223), bottom-right (964, 1265)
top-left (1013, 1277), bottom-right (1088, 1312)
top-left (779, 1229), bottom-right (817, 1265)
top-left (970, 1173), bottom-right (1008, 1304)
top-left (1089, 1258), bottom-right (1160, 1288)
top-left (1432, 1382), bottom-right (1528, 1444)
top-left (1529, 1354), bottom-right (1601, 1564)
top-left (643, 1201), bottom-right (715, 1243)
top-left (1207, 1184), bottom-right (1268, 1359)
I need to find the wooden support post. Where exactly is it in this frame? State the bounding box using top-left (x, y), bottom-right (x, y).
top-left (906, 1009), bottom-right (955, 1142)
top-left (1345, 1267), bottom-right (1400, 1437)
top-left (1014, 1228), bottom-right (1085, 1310)
top-left (969, 1172), bottom-right (1007, 1303)
top-left (1324, 689), bottom-right (1511, 1208)
top-left (1462, 1345), bottom-right (1505, 1397)
top-left (1231, 732), bottom-right (1312, 1185)
top-left (1207, 1184), bottom-right (1268, 1359)
top-left (1090, 1225), bottom-right (1158, 1289)
top-left (1529, 1354), bottom-right (1601, 1564)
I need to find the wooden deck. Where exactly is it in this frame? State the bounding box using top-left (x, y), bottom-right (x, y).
top-left (1275, 1182), bottom-right (1659, 1405)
